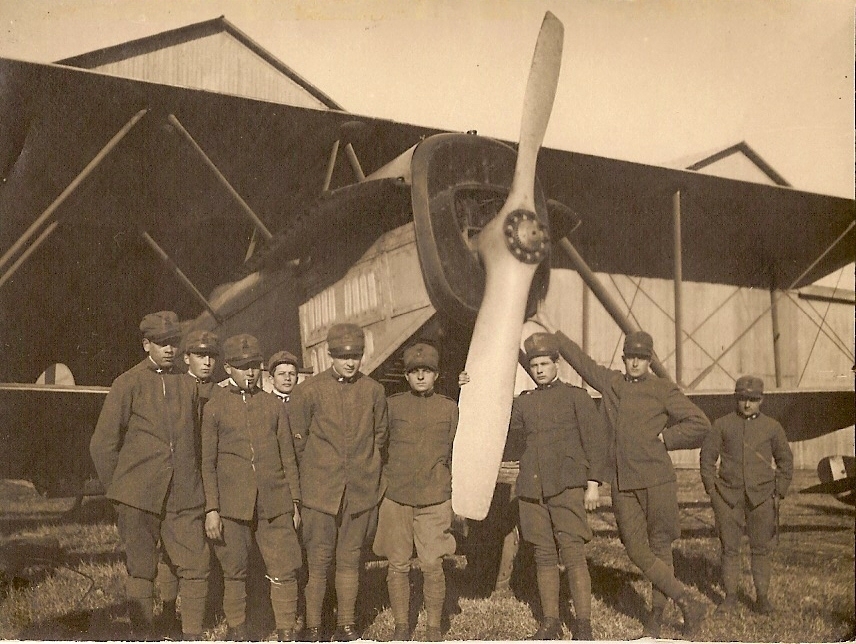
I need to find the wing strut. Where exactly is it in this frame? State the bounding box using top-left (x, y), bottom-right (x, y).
top-left (166, 114), bottom-right (273, 243)
top-left (0, 108), bottom-right (148, 288)
top-left (554, 236), bottom-right (672, 381)
top-left (140, 231), bottom-right (222, 323)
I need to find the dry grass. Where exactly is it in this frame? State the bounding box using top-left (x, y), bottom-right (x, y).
top-left (1, 470), bottom-right (853, 641)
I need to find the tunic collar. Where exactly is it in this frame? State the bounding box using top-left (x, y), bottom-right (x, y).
top-left (624, 371), bottom-right (651, 384)
top-left (331, 369), bottom-right (359, 384)
top-left (738, 411), bottom-right (760, 420)
top-left (273, 390), bottom-right (290, 403)
top-left (146, 356), bottom-right (173, 374)
top-left (227, 377), bottom-right (258, 395)
top-left (536, 377), bottom-right (560, 390)
top-left (410, 388), bottom-right (435, 398)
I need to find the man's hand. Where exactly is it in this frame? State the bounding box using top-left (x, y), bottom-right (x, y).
top-left (205, 510), bottom-right (223, 541)
top-left (458, 371), bottom-right (470, 386)
top-left (293, 502), bottom-right (302, 530)
top-left (584, 480), bottom-right (600, 511)
top-left (528, 307), bottom-right (558, 334)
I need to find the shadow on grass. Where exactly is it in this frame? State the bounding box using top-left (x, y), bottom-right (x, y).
top-left (16, 598), bottom-right (133, 641)
top-left (589, 561), bottom-right (647, 621)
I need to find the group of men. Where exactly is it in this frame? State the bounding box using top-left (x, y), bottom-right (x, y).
top-left (497, 327), bottom-right (794, 641)
top-left (89, 313), bottom-right (458, 642)
top-left (89, 309), bottom-right (794, 642)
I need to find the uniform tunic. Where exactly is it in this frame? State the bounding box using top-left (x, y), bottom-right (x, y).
top-left (509, 380), bottom-right (608, 564)
top-left (201, 383), bottom-right (301, 521)
top-left (700, 411), bottom-right (793, 509)
top-left (374, 391), bottom-right (458, 570)
top-left (383, 390), bottom-right (458, 507)
top-left (90, 358), bottom-right (208, 593)
top-left (289, 368), bottom-right (388, 516)
top-left (700, 410), bottom-right (793, 595)
top-left (555, 332), bottom-right (709, 607)
top-left (90, 358), bottom-right (203, 513)
top-left (554, 333), bottom-right (709, 491)
top-left (509, 380), bottom-right (609, 500)
top-left (201, 382), bottom-right (303, 627)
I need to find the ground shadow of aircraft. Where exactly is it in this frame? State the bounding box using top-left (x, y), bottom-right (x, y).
top-left (0, 11), bottom-right (853, 501)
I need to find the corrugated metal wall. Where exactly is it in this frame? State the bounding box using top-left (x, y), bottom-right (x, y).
top-left (89, 32), bottom-right (330, 108)
top-left (516, 269), bottom-right (855, 469)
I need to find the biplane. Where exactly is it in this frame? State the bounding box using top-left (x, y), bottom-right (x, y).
top-left (0, 14), bottom-right (853, 514)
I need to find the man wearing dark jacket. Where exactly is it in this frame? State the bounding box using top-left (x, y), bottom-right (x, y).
top-left (508, 333), bottom-right (608, 641)
top-left (700, 375), bottom-right (793, 615)
top-left (90, 311), bottom-right (209, 640)
top-left (157, 328), bottom-right (220, 636)
top-left (554, 329), bottom-right (710, 638)
top-left (289, 323), bottom-right (388, 641)
top-left (373, 342), bottom-right (458, 641)
top-left (202, 334), bottom-right (302, 641)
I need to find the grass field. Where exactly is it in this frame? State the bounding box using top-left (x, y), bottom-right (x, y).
top-left (1, 469), bottom-right (853, 641)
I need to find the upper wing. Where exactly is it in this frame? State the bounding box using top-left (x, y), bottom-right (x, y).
top-left (538, 148), bottom-right (855, 289)
top-left (1, 57), bottom-right (852, 389)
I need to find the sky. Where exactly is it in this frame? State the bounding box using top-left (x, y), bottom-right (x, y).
top-left (0, 0), bottom-right (853, 284)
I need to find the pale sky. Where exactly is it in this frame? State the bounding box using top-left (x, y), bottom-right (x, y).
top-left (0, 0), bottom-right (853, 285)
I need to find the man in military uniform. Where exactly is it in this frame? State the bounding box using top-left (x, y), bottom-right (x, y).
top-left (373, 342), bottom-right (458, 641)
top-left (554, 329), bottom-right (710, 638)
top-left (700, 375), bottom-right (793, 615)
top-left (263, 349), bottom-right (303, 633)
top-left (508, 333), bottom-right (608, 641)
top-left (89, 311), bottom-right (209, 640)
top-left (202, 334), bottom-right (303, 641)
top-left (268, 350), bottom-right (300, 404)
top-left (289, 323), bottom-right (388, 641)
top-left (157, 328), bottom-right (220, 636)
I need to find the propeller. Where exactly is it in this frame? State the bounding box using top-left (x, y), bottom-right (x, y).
top-left (452, 12), bottom-right (564, 520)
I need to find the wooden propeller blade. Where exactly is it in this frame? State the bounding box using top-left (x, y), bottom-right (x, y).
top-left (452, 12), bottom-right (564, 520)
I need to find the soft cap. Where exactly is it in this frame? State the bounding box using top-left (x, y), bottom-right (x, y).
top-left (623, 331), bottom-right (654, 358)
top-left (184, 329), bottom-right (219, 355)
top-left (140, 311), bottom-right (181, 344)
top-left (223, 333), bottom-right (263, 367)
top-left (524, 332), bottom-right (560, 361)
top-left (735, 375), bottom-right (764, 397)
top-left (327, 323), bottom-right (365, 357)
top-left (403, 342), bottom-right (439, 371)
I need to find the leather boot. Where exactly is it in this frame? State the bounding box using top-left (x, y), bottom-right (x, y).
top-left (391, 624), bottom-right (411, 641)
top-left (716, 594), bottom-right (739, 614)
top-left (159, 599), bottom-right (182, 639)
top-left (226, 622), bottom-right (250, 641)
top-left (423, 626), bottom-right (443, 641)
top-left (331, 624), bottom-right (360, 641)
top-left (677, 593), bottom-right (708, 637)
top-left (641, 607), bottom-right (663, 639)
top-left (277, 628), bottom-right (295, 641)
top-left (529, 617), bottom-right (563, 640)
top-left (574, 618), bottom-right (593, 641)
top-left (300, 626), bottom-right (323, 642)
top-left (754, 595), bottom-right (775, 615)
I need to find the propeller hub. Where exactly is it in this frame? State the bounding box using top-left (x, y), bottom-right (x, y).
top-left (503, 209), bottom-right (550, 264)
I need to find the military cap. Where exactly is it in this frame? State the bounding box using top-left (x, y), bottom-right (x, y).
top-left (735, 375), bottom-right (764, 398)
top-left (524, 332), bottom-right (560, 361)
top-left (623, 331), bottom-right (654, 358)
top-left (223, 333), bottom-right (263, 367)
top-left (184, 329), bottom-right (219, 355)
top-left (140, 311), bottom-right (181, 344)
top-left (268, 350), bottom-right (299, 373)
top-left (403, 342), bottom-right (439, 371)
top-left (327, 323), bottom-right (365, 357)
